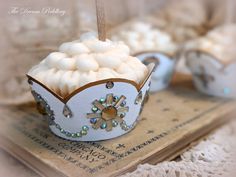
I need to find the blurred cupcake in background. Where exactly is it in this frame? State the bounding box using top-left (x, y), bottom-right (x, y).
top-left (111, 20), bottom-right (177, 56)
top-left (154, 0), bottom-right (209, 43)
top-left (185, 24), bottom-right (236, 98)
top-left (186, 24), bottom-right (236, 64)
top-left (110, 18), bottom-right (178, 92)
top-left (152, 0), bottom-right (210, 74)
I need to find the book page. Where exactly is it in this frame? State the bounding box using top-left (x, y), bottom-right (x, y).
top-left (0, 85), bottom-right (235, 177)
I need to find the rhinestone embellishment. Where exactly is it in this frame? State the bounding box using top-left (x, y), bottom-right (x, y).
top-left (28, 79), bottom-right (33, 85)
top-left (223, 88), bottom-right (231, 95)
top-left (63, 104), bottom-right (73, 118)
top-left (135, 91), bottom-right (143, 105)
top-left (55, 124), bottom-right (89, 138)
top-left (31, 90), bottom-right (55, 125)
top-left (106, 81), bottom-right (114, 89)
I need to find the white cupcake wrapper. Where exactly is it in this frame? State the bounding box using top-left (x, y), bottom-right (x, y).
top-left (27, 64), bottom-right (155, 141)
top-left (135, 52), bottom-right (176, 92)
top-left (186, 50), bottom-right (236, 98)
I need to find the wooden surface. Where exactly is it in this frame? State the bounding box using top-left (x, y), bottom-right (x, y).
top-left (0, 76), bottom-right (235, 177)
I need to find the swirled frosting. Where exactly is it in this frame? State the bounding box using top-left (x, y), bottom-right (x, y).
top-left (28, 32), bottom-right (148, 97)
top-left (111, 21), bottom-right (177, 55)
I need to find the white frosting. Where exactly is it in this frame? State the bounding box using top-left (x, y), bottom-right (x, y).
top-left (186, 25), bottom-right (236, 63)
top-left (28, 32), bottom-right (148, 97)
top-left (111, 21), bottom-right (177, 55)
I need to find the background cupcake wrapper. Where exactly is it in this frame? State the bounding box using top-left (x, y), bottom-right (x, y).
top-left (186, 50), bottom-right (236, 98)
top-left (135, 52), bottom-right (176, 92)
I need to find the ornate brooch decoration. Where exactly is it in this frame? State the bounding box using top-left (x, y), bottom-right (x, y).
top-left (87, 94), bottom-right (129, 131)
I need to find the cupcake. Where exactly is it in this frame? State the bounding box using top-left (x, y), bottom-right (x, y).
top-left (110, 19), bottom-right (178, 92)
top-left (111, 21), bottom-right (177, 56)
top-left (154, 0), bottom-right (208, 43)
top-left (28, 32), bottom-right (148, 97)
top-left (185, 25), bottom-right (236, 98)
top-left (27, 32), bottom-right (155, 141)
top-left (186, 25), bottom-right (236, 64)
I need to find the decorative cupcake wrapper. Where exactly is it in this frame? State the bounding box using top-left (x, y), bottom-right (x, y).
top-left (186, 50), bottom-right (236, 98)
top-left (27, 64), bottom-right (155, 141)
top-left (135, 52), bottom-right (176, 92)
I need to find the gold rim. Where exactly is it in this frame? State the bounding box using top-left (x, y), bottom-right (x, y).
top-left (27, 64), bottom-right (155, 103)
top-left (185, 49), bottom-right (236, 68)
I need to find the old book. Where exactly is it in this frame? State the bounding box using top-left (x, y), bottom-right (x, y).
top-left (0, 77), bottom-right (235, 177)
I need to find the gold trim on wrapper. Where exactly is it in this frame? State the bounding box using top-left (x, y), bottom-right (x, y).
top-left (185, 49), bottom-right (236, 68)
top-left (27, 64), bottom-right (155, 103)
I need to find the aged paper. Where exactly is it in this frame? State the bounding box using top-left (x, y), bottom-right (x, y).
top-left (0, 85), bottom-right (235, 177)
